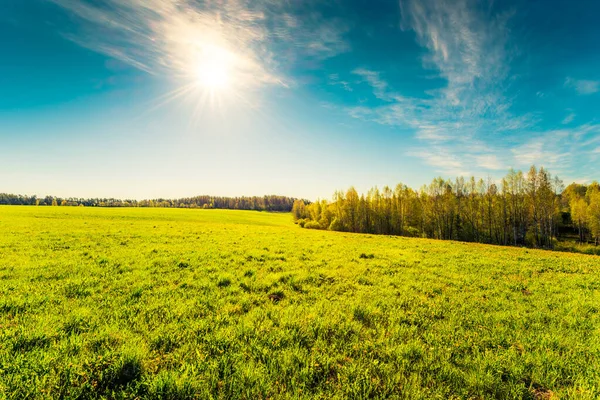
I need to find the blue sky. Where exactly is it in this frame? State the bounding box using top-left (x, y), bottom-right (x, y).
top-left (1, 0), bottom-right (599, 199)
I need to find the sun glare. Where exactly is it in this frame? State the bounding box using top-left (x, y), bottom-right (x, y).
top-left (195, 45), bottom-right (233, 90)
top-left (145, 42), bottom-right (255, 121)
top-left (197, 60), bottom-right (230, 89)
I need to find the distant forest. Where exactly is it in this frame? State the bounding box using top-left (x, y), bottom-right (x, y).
top-left (292, 165), bottom-right (600, 251)
top-left (0, 194), bottom-right (299, 212)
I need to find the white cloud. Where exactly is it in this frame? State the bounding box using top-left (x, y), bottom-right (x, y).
top-left (565, 77), bottom-right (600, 95)
top-left (508, 123), bottom-right (600, 180)
top-left (400, 0), bottom-right (513, 107)
top-left (511, 139), bottom-right (570, 170)
top-left (414, 125), bottom-right (452, 141)
top-left (328, 74), bottom-right (353, 91)
top-left (51, 0), bottom-right (350, 89)
top-left (413, 148), bottom-right (470, 176)
top-left (345, 0), bottom-right (520, 175)
top-left (272, 13), bottom-right (350, 64)
top-left (352, 69), bottom-right (391, 100)
top-left (344, 0), bottom-right (600, 178)
top-left (562, 112), bottom-right (576, 124)
top-left (346, 106), bottom-right (373, 120)
top-left (475, 154), bottom-right (504, 170)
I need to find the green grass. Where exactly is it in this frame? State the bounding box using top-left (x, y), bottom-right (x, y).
top-left (1, 206), bottom-right (600, 399)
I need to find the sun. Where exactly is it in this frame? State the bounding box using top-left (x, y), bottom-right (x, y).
top-left (194, 45), bottom-right (233, 90)
top-left (197, 59), bottom-right (230, 89)
top-left (146, 42), bottom-right (249, 119)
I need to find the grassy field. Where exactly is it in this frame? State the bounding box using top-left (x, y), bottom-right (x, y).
top-left (1, 206), bottom-right (600, 399)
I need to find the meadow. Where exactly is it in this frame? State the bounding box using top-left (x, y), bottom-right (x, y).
top-left (1, 206), bottom-right (600, 399)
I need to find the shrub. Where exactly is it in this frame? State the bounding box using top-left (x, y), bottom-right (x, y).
top-left (304, 221), bottom-right (322, 230)
top-left (329, 218), bottom-right (345, 232)
top-left (405, 226), bottom-right (420, 237)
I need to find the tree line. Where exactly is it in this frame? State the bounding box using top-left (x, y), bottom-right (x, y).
top-left (293, 165), bottom-right (600, 250)
top-left (0, 194), bottom-right (301, 212)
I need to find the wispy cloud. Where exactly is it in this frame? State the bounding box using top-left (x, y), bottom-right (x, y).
top-left (565, 77), bottom-right (600, 95)
top-left (511, 138), bottom-right (569, 168)
top-left (343, 0), bottom-right (599, 180)
top-left (474, 154), bottom-right (504, 170)
top-left (413, 148), bottom-right (470, 176)
top-left (51, 0), bottom-right (350, 88)
top-left (562, 112), bottom-right (576, 124)
top-left (342, 0), bottom-right (600, 179)
top-left (328, 74), bottom-right (353, 92)
top-left (275, 14), bottom-right (350, 61)
top-left (400, 0), bottom-right (513, 107)
top-left (352, 69), bottom-right (392, 100)
top-left (511, 123), bottom-right (600, 181)
top-left (341, 0), bottom-right (521, 175)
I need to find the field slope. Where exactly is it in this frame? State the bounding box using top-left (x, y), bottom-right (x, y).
top-left (1, 206), bottom-right (600, 399)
